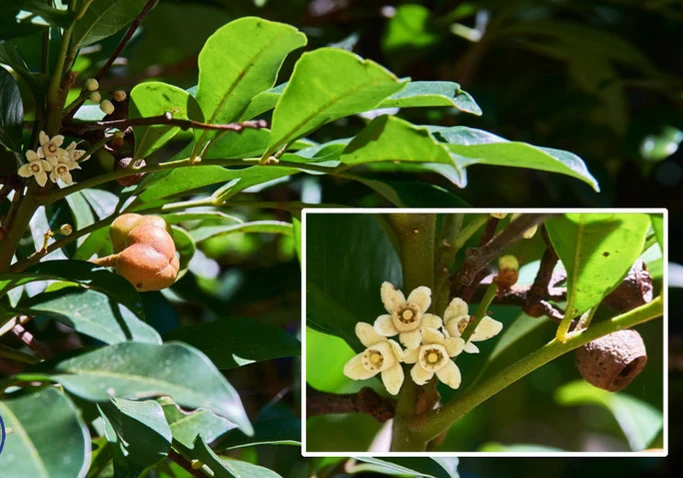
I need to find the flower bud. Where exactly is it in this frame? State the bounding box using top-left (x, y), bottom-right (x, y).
top-left (494, 254), bottom-right (519, 289)
top-left (85, 78), bottom-right (99, 91)
top-left (100, 99), bottom-right (115, 115)
top-left (112, 90), bottom-right (127, 102)
top-left (575, 329), bottom-right (647, 392)
top-left (490, 213), bottom-right (507, 219)
top-left (89, 91), bottom-right (101, 103)
top-left (59, 224), bottom-right (73, 236)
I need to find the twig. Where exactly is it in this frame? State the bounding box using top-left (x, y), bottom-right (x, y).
top-left (451, 215), bottom-right (500, 300)
top-left (524, 226), bottom-right (560, 318)
top-left (63, 0), bottom-right (158, 122)
top-left (306, 385), bottom-right (395, 422)
top-left (66, 114), bottom-right (268, 134)
top-left (11, 323), bottom-right (54, 359)
top-left (167, 449), bottom-right (204, 478)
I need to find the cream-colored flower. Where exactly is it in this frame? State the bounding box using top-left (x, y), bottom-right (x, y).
top-left (18, 149), bottom-right (52, 187)
top-left (49, 157), bottom-right (78, 185)
top-left (65, 141), bottom-right (90, 163)
top-left (343, 322), bottom-right (405, 395)
top-left (373, 282), bottom-right (441, 349)
top-left (443, 297), bottom-right (503, 354)
top-left (37, 131), bottom-right (67, 163)
top-left (404, 328), bottom-right (465, 389)
top-left (511, 213), bottom-right (538, 239)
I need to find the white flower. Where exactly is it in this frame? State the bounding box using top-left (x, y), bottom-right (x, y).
top-left (65, 141), bottom-right (90, 163)
top-left (37, 131), bottom-right (67, 163)
top-left (18, 149), bottom-right (52, 187)
top-left (373, 282), bottom-right (442, 349)
top-left (443, 297), bottom-right (503, 354)
top-left (343, 322), bottom-right (405, 395)
top-left (404, 328), bottom-right (465, 389)
top-left (511, 213), bottom-right (538, 239)
top-left (49, 157), bottom-right (78, 185)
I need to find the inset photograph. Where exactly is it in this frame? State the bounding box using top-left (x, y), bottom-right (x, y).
top-left (303, 210), bottom-right (666, 455)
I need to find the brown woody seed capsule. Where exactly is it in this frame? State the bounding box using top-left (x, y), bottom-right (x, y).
top-left (604, 259), bottom-right (653, 312)
top-left (115, 157), bottom-right (147, 186)
top-left (575, 329), bottom-right (647, 392)
top-left (113, 90), bottom-right (127, 102)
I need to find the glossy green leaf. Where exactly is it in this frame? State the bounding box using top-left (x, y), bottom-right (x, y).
top-left (65, 192), bottom-right (96, 246)
top-left (163, 316), bottom-right (300, 368)
top-left (190, 220), bottom-right (292, 243)
top-left (545, 213), bottom-right (651, 318)
top-left (191, 437), bottom-right (282, 478)
top-left (434, 127), bottom-right (600, 191)
top-left (170, 225), bottom-right (195, 278)
top-left (555, 380), bottom-right (663, 451)
top-left (98, 398), bottom-right (172, 467)
top-left (81, 188), bottom-right (119, 219)
top-left (306, 214), bottom-right (402, 350)
top-left (378, 81), bottom-right (481, 116)
top-left (0, 66), bottom-right (23, 151)
top-left (239, 83), bottom-right (286, 120)
top-left (52, 341), bottom-right (253, 435)
top-left (341, 115), bottom-right (466, 187)
top-left (306, 327), bottom-right (356, 393)
top-left (0, 387), bottom-right (90, 478)
top-left (72, 0), bottom-right (155, 48)
top-left (196, 17), bottom-right (306, 145)
top-left (292, 216), bottom-right (302, 262)
top-left (16, 287), bottom-right (160, 344)
top-left (357, 179), bottom-right (469, 207)
top-left (161, 210), bottom-right (242, 225)
top-left (650, 214), bottom-right (664, 250)
top-left (214, 417), bottom-right (300, 449)
top-left (265, 48), bottom-right (407, 157)
top-left (204, 128), bottom-right (271, 159)
top-left (137, 165), bottom-right (300, 203)
top-left (350, 457), bottom-right (459, 478)
top-left (640, 126), bottom-right (682, 161)
top-left (73, 226), bottom-right (109, 261)
top-left (161, 397), bottom-right (236, 449)
top-left (130, 81), bottom-right (203, 159)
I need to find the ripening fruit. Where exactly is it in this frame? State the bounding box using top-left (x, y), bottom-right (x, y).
top-left (100, 213), bottom-right (179, 291)
top-left (85, 78), bottom-right (99, 91)
top-left (100, 99), bottom-right (115, 115)
top-left (113, 90), bottom-right (127, 102)
top-left (89, 91), bottom-right (102, 103)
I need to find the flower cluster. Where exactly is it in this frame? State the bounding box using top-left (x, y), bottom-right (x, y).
top-left (344, 282), bottom-right (503, 395)
top-left (18, 131), bottom-right (89, 186)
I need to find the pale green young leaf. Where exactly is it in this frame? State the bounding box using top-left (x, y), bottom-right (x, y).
top-left (72, 0), bottom-right (155, 48)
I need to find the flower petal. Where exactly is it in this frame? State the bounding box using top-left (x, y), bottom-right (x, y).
top-left (39, 131), bottom-right (49, 146)
top-left (399, 329), bottom-right (421, 349)
top-left (344, 353), bottom-right (377, 380)
top-left (444, 298), bottom-right (468, 324)
top-left (380, 282), bottom-right (405, 313)
top-left (404, 347), bottom-right (419, 364)
top-left (374, 314), bottom-right (398, 336)
top-left (436, 360), bottom-right (462, 389)
top-left (52, 135), bottom-right (64, 147)
top-left (471, 316), bottom-right (503, 342)
top-left (407, 286), bottom-right (432, 313)
top-left (463, 341), bottom-right (480, 354)
top-left (68, 160), bottom-right (81, 170)
top-left (41, 160), bottom-right (52, 171)
top-left (388, 339), bottom-right (404, 362)
top-left (421, 327), bottom-right (444, 345)
top-left (356, 322), bottom-right (385, 348)
top-left (410, 363), bottom-right (433, 385)
top-left (381, 363), bottom-right (404, 395)
top-left (61, 171), bottom-right (73, 184)
top-left (17, 163), bottom-right (33, 178)
top-left (445, 337), bottom-right (465, 357)
top-left (26, 150), bottom-right (40, 162)
top-left (35, 171), bottom-right (48, 187)
top-left (420, 313), bottom-right (442, 330)
top-left (445, 314), bottom-right (468, 338)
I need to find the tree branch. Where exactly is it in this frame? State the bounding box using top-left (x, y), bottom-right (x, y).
top-left (306, 385), bottom-right (395, 422)
top-left (64, 114), bottom-right (268, 134)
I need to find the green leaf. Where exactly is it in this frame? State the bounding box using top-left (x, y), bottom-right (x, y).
top-left (190, 220), bottom-right (292, 243)
top-left (170, 225), bottom-right (195, 278)
top-left (434, 126), bottom-right (600, 191)
top-left (137, 165), bottom-right (300, 203)
top-left (81, 188), bottom-right (119, 218)
top-left (98, 398), bottom-right (172, 467)
top-left (555, 380), bottom-right (663, 451)
top-left (163, 316), bottom-right (300, 369)
top-left (382, 4), bottom-right (440, 55)
top-left (196, 17), bottom-right (306, 145)
top-left (214, 418), bottom-right (301, 450)
top-left (341, 115), bottom-right (466, 187)
top-left (190, 437), bottom-right (282, 478)
top-left (161, 398), bottom-right (236, 449)
top-left (0, 66), bottom-right (23, 152)
top-left (545, 213), bottom-right (651, 318)
top-left (0, 387), bottom-right (90, 478)
top-left (130, 81), bottom-right (203, 159)
top-left (306, 214), bottom-right (401, 350)
top-left (52, 341), bottom-right (253, 435)
top-left (640, 126), bottom-right (682, 162)
top-left (161, 210), bottom-right (242, 225)
top-left (378, 81), bottom-right (481, 116)
top-left (204, 128), bottom-right (271, 159)
top-left (66, 192), bottom-right (96, 246)
top-left (239, 83), bottom-right (286, 121)
top-left (265, 48), bottom-right (407, 157)
top-left (350, 457), bottom-right (459, 478)
top-left (357, 179), bottom-right (469, 207)
top-left (650, 214), bottom-right (664, 250)
top-left (305, 327), bottom-right (356, 393)
top-left (72, 0), bottom-right (155, 48)
top-left (16, 287), bottom-right (161, 345)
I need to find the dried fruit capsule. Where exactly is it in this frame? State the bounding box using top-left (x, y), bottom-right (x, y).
top-left (575, 329), bottom-right (647, 392)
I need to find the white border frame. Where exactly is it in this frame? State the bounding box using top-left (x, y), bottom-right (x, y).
top-left (300, 208), bottom-right (668, 458)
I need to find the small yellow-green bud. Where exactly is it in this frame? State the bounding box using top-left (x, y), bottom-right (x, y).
top-left (85, 78), bottom-right (99, 91)
top-left (89, 91), bottom-right (101, 103)
top-left (191, 460), bottom-right (204, 470)
top-left (495, 254), bottom-right (519, 289)
top-left (112, 90), bottom-right (127, 102)
top-left (59, 224), bottom-right (73, 236)
top-left (490, 213), bottom-right (507, 219)
top-left (100, 99), bottom-right (115, 115)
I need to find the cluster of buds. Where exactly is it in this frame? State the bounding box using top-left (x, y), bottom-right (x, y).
top-left (84, 77), bottom-right (126, 116)
top-left (344, 282), bottom-right (503, 394)
top-left (18, 132), bottom-right (89, 186)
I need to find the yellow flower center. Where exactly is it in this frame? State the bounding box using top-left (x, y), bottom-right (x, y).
top-left (457, 317), bottom-right (470, 334)
top-left (427, 352), bottom-right (439, 363)
top-left (30, 164), bottom-right (41, 172)
top-left (370, 352), bottom-right (382, 364)
top-left (47, 144), bottom-right (58, 154)
top-left (418, 344), bottom-right (448, 372)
